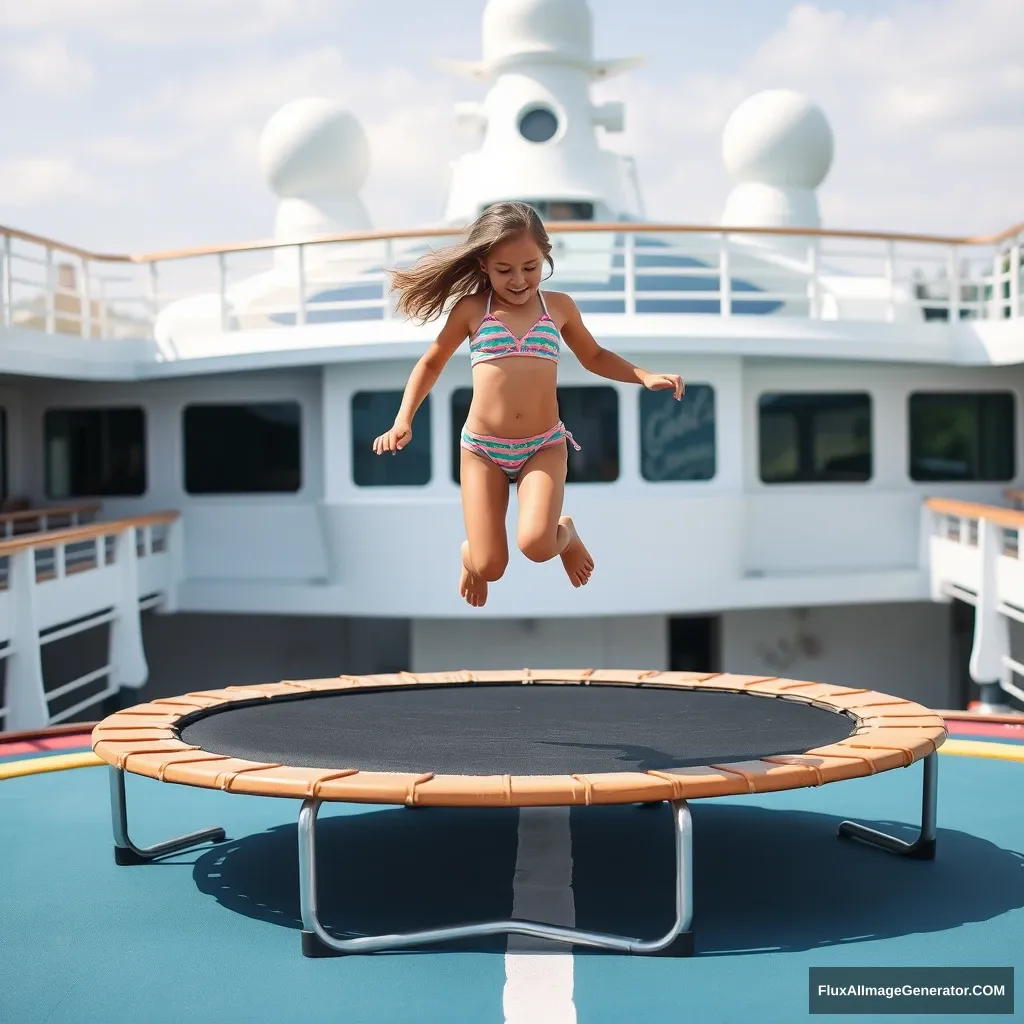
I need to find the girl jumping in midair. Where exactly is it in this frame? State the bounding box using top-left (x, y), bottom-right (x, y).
top-left (373, 202), bottom-right (684, 607)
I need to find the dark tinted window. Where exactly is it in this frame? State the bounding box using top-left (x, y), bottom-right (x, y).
top-left (0, 408), bottom-right (7, 500)
top-left (352, 391), bottom-right (431, 487)
top-left (451, 386), bottom-right (618, 483)
top-left (640, 385), bottom-right (715, 481)
top-left (45, 408), bottom-right (146, 497)
top-left (558, 386), bottom-right (619, 483)
top-left (450, 388), bottom-right (473, 484)
top-left (183, 403), bottom-right (300, 494)
top-left (909, 392), bottom-right (1015, 481)
top-left (483, 199), bottom-right (594, 221)
top-left (759, 393), bottom-right (872, 483)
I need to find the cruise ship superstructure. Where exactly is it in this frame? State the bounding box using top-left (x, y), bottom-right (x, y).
top-left (1, 0), bottom-right (1023, 733)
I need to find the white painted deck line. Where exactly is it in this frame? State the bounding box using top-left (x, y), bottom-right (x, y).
top-left (503, 807), bottom-right (577, 1024)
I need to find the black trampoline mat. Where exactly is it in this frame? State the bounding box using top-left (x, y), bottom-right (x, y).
top-left (178, 684), bottom-right (856, 776)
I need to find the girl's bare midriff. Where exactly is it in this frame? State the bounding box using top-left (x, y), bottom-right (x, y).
top-left (465, 357), bottom-right (561, 437)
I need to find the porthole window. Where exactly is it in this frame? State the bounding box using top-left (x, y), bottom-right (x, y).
top-left (518, 106), bottom-right (559, 143)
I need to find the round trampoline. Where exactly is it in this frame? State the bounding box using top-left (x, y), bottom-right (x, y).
top-left (92, 669), bottom-right (947, 958)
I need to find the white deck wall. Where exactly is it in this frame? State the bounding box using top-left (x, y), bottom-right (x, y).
top-left (742, 360), bottom-right (1022, 575)
top-left (15, 369), bottom-right (329, 585)
top-left (720, 601), bottom-right (956, 708)
top-left (413, 601), bottom-right (956, 711)
top-left (3, 359), bottom-right (1021, 629)
top-left (411, 615), bottom-right (668, 673)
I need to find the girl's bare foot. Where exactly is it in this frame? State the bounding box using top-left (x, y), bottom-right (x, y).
top-left (559, 516), bottom-right (594, 587)
top-left (459, 540), bottom-right (488, 607)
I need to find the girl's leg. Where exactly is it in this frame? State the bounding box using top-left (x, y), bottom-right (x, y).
top-left (459, 446), bottom-right (512, 607)
top-left (515, 444), bottom-right (594, 587)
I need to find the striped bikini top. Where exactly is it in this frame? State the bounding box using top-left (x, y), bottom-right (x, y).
top-left (469, 290), bottom-right (561, 366)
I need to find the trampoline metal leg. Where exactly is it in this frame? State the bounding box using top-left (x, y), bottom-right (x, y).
top-left (109, 766), bottom-right (227, 865)
top-left (297, 798), bottom-right (694, 957)
top-left (837, 751), bottom-right (938, 860)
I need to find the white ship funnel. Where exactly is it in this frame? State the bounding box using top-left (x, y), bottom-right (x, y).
top-left (441, 0), bottom-right (645, 224)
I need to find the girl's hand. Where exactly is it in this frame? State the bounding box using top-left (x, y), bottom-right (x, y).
top-left (642, 372), bottom-right (685, 400)
top-left (373, 420), bottom-right (412, 454)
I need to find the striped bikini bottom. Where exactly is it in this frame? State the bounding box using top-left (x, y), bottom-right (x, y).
top-left (460, 421), bottom-right (581, 481)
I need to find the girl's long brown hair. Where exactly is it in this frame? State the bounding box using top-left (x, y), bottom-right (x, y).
top-left (389, 201), bottom-right (554, 323)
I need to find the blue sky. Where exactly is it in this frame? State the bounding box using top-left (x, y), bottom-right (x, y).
top-left (0, 0), bottom-right (1020, 254)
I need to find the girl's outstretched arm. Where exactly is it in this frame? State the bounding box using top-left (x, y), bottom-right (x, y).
top-left (372, 297), bottom-right (474, 454)
top-left (554, 293), bottom-right (685, 400)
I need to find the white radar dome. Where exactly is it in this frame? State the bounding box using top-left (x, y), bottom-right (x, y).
top-left (723, 89), bottom-right (833, 189)
top-left (482, 0), bottom-right (593, 68)
top-left (259, 98), bottom-right (370, 198)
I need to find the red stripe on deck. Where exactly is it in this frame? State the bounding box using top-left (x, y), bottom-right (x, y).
top-left (0, 731), bottom-right (92, 755)
top-left (948, 720), bottom-right (1024, 740)
top-left (1, 741), bottom-right (41, 756)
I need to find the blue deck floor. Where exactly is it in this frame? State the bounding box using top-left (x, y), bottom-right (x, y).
top-left (2, 740), bottom-right (1022, 1023)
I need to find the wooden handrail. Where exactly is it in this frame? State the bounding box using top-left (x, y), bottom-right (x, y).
top-left (934, 709), bottom-right (1024, 724)
top-left (0, 503), bottom-right (100, 526)
top-left (0, 217), bottom-right (1021, 267)
top-left (0, 510), bottom-right (178, 557)
top-left (0, 721), bottom-right (100, 743)
top-left (926, 497), bottom-right (1024, 531)
top-left (120, 218), bottom-right (1024, 264)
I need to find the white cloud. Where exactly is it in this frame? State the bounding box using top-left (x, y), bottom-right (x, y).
top-left (361, 94), bottom-right (465, 228)
top-left (598, 0), bottom-right (1024, 234)
top-left (100, 47), bottom-right (465, 232)
top-left (0, 0), bottom-right (333, 44)
top-left (135, 45), bottom-right (354, 134)
top-left (3, 0), bottom-right (1021, 252)
top-left (0, 158), bottom-right (90, 206)
top-left (0, 38), bottom-right (93, 94)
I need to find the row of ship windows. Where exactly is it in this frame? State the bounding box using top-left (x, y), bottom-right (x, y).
top-left (39, 387), bottom-right (1016, 498)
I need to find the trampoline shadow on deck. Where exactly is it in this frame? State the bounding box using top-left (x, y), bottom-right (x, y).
top-left (185, 801), bottom-right (1024, 957)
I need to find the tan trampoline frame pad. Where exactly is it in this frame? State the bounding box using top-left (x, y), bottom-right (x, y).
top-left (91, 670), bottom-right (947, 807)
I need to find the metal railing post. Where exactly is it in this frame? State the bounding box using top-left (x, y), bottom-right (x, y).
top-left (624, 232), bottom-right (636, 316)
top-left (99, 279), bottom-right (109, 339)
top-left (296, 244), bottom-right (307, 326)
top-left (719, 233), bottom-right (731, 317)
top-left (381, 238), bottom-right (393, 321)
top-left (218, 252), bottom-right (229, 331)
top-left (148, 262), bottom-right (160, 328)
top-left (79, 260), bottom-right (91, 338)
top-left (947, 245), bottom-right (960, 322)
top-left (884, 240), bottom-right (895, 322)
top-left (2, 233), bottom-right (11, 328)
top-left (1010, 238), bottom-right (1021, 320)
top-left (991, 249), bottom-right (1003, 319)
top-left (45, 246), bottom-right (56, 334)
top-left (808, 241), bottom-right (820, 319)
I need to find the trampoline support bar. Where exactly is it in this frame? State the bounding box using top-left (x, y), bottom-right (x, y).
top-left (296, 798), bottom-right (695, 958)
top-left (837, 751), bottom-right (938, 860)
top-left (108, 767), bottom-right (227, 865)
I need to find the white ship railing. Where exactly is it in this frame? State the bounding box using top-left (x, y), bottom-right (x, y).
top-left (924, 496), bottom-right (1024, 707)
top-left (0, 502), bottom-right (100, 537)
top-left (0, 511), bottom-right (182, 732)
top-left (0, 219), bottom-right (1021, 340)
